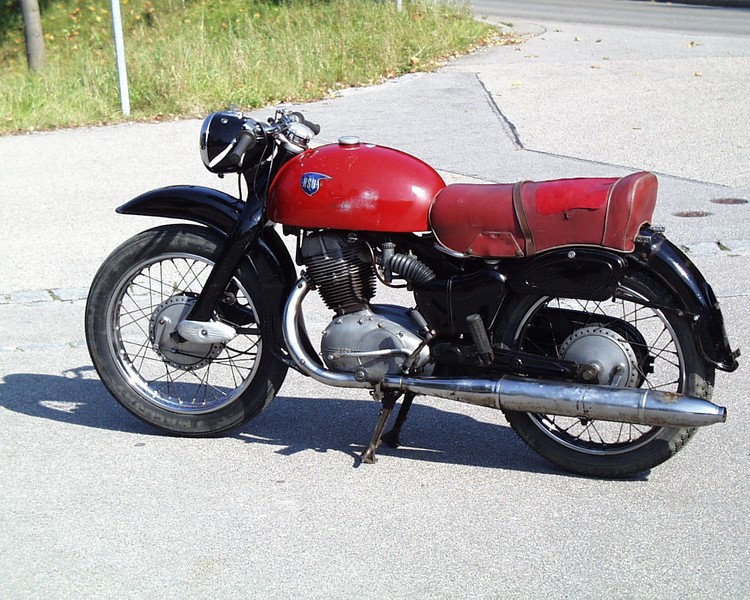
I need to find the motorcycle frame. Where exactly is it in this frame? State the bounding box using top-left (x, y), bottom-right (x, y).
top-left (117, 185), bottom-right (739, 375)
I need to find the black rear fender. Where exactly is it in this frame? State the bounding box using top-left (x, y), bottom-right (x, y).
top-left (631, 228), bottom-right (739, 372)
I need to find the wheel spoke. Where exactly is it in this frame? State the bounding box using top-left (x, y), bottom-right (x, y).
top-left (109, 252), bottom-right (263, 414)
top-left (514, 278), bottom-right (687, 455)
top-left (129, 338), bottom-right (153, 372)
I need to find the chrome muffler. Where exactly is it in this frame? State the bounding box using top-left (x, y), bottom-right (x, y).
top-left (283, 277), bottom-right (726, 428)
top-left (384, 375), bottom-right (725, 427)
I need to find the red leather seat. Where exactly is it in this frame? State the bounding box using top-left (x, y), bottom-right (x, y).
top-left (429, 171), bottom-right (657, 257)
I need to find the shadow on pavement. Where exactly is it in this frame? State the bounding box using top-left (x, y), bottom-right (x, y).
top-left (240, 394), bottom-right (557, 474)
top-left (0, 366), bottom-right (563, 476)
top-left (0, 366), bottom-right (154, 434)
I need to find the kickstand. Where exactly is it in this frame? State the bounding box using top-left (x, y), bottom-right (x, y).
top-left (381, 392), bottom-right (415, 449)
top-left (361, 388), bottom-right (400, 464)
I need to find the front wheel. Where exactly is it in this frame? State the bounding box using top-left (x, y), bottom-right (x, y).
top-left (85, 225), bottom-right (288, 436)
top-left (496, 270), bottom-right (715, 477)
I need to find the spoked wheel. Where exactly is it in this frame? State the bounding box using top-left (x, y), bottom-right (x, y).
top-left (85, 225), bottom-right (287, 435)
top-left (496, 270), bottom-right (715, 477)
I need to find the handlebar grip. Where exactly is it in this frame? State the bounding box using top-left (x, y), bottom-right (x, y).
top-left (305, 120), bottom-right (321, 136)
top-left (227, 130), bottom-right (256, 166)
top-left (291, 112), bottom-right (321, 136)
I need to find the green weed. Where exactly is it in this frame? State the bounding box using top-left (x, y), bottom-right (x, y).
top-left (0, 0), bottom-right (512, 134)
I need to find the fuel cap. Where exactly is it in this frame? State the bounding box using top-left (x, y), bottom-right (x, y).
top-left (338, 136), bottom-right (360, 147)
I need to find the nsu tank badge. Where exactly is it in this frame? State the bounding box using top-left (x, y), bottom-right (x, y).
top-left (301, 172), bottom-right (332, 196)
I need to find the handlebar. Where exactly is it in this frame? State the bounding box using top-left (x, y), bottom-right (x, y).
top-left (290, 112), bottom-right (321, 136)
top-left (227, 109), bottom-right (320, 168)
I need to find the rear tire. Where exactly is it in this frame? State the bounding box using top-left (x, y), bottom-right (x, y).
top-left (85, 225), bottom-right (288, 436)
top-left (496, 269), bottom-right (714, 477)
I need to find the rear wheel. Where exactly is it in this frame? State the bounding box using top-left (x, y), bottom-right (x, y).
top-left (85, 225), bottom-right (288, 436)
top-left (496, 270), bottom-right (714, 477)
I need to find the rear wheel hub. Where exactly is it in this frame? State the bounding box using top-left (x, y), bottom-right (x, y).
top-left (559, 326), bottom-right (639, 387)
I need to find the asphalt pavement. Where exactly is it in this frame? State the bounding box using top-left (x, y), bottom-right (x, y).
top-left (472, 0), bottom-right (750, 35)
top-left (1, 13), bottom-right (749, 600)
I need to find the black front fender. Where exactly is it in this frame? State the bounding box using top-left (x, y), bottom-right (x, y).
top-left (117, 185), bottom-right (245, 236)
top-left (633, 228), bottom-right (739, 372)
top-left (117, 185), bottom-right (298, 358)
top-left (117, 183), bottom-right (297, 301)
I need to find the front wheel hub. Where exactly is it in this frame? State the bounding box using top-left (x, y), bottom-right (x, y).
top-left (149, 295), bottom-right (223, 370)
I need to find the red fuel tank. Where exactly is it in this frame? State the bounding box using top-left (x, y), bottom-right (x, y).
top-left (267, 139), bottom-right (445, 232)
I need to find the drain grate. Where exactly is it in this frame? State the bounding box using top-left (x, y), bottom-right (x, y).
top-left (711, 198), bottom-right (749, 205)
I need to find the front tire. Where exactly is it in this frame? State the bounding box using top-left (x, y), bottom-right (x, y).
top-left (85, 225), bottom-right (288, 436)
top-left (496, 270), bottom-right (714, 477)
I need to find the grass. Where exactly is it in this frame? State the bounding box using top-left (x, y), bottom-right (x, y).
top-left (0, 0), bottom-right (515, 135)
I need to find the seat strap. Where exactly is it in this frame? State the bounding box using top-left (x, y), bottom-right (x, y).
top-left (512, 181), bottom-right (535, 256)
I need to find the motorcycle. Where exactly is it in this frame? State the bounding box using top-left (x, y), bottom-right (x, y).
top-left (85, 108), bottom-right (739, 477)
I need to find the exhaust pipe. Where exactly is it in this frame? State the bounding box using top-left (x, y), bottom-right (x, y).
top-left (283, 277), bottom-right (726, 428)
top-left (386, 375), bottom-right (725, 427)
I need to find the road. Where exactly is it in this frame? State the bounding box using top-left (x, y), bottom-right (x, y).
top-left (471, 0), bottom-right (750, 35)
top-left (1, 4), bottom-right (749, 599)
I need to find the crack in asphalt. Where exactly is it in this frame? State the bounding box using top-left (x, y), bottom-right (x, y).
top-left (0, 287), bottom-right (88, 306)
top-left (476, 74), bottom-right (525, 150)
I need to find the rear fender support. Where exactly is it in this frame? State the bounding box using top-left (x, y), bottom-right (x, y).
top-left (632, 228), bottom-right (739, 372)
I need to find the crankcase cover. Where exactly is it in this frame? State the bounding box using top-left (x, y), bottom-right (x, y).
top-left (267, 140), bottom-right (445, 232)
top-left (321, 305), bottom-right (430, 379)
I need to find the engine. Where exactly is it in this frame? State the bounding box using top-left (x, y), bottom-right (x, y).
top-left (299, 232), bottom-right (376, 313)
top-left (299, 232), bottom-right (431, 378)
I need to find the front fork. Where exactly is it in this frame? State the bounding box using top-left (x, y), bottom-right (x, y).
top-left (186, 197), bottom-right (266, 324)
top-left (187, 144), bottom-right (300, 325)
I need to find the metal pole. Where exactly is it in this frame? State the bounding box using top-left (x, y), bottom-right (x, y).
top-left (110, 0), bottom-right (130, 115)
